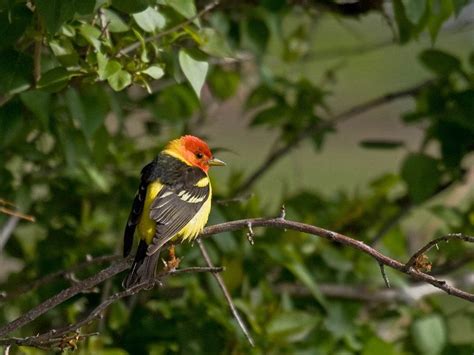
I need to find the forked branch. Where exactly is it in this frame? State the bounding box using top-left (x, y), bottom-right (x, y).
top-left (1, 217), bottom-right (473, 350)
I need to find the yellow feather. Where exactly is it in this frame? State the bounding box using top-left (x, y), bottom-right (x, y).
top-left (194, 177), bottom-right (210, 187)
top-left (137, 177), bottom-right (212, 245)
top-left (179, 183), bottom-right (212, 241)
top-left (138, 181), bottom-right (163, 244)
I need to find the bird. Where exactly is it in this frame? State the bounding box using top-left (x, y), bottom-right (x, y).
top-left (122, 135), bottom-right (226, 288)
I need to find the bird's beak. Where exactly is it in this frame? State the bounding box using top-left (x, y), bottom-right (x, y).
top-left (208, 157), bottom-right (226, 166)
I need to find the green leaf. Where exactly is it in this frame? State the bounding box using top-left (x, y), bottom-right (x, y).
top-left (245, 84), bottom-right (275, 109)
top-left (430, 205), bottom-right (463, 228)
top-left (324, 303), bottom-right (355, 339)
top-left (98, 59), bottom-right (122, 81)
top-left (265, 243), bottom-right (327, 308)
top-left (103, 9), bottom-right (130, 32)
top-left (251, 105), bottom-right (288, 126)
top-left (362, 337), bottom-right (398, 355)
top-left (79, 23), bottom-right (102, 50)
top-left (428, 0), bottom-right (454, 41)
top-left (0, 100), bottom-right (24, 148)
top-left (199, 28), bottom-right (233, 57)
top-left (141, 65), bottom-right (165, 79)
top-left (20, 91), bottom-right (51, 129)
top-left (359, 139), bottom-right (405, 150)
top-left (73, 0), bottom-right (96, 15)
top-left (164, 0), bottom-right (196, 19)
top-left (0, 49), bottom-right (32, 95)
top-left (419, 49), bottom-right (461, 76)
top-left (37, 67), bottom-right (80, 93)
top-left (36, 0), bottom-right (96, 34)
top-left (178, 49), bottom-right (209, 99)
top-left (246, 17), bottom-right (269, 54)
top-left (49, 38), bottom-right (79, 67)
top-left (107, 70), bottom-right (132, 91)
top-left (286, 260), bottom-right (327, 308)
top-left (401, 153), bottom-right (442, 204)
top-left (36, 0), bottom-right (70, 34)
top-left (151, 84), bottom-right (199, 121)
top-left (267, 311), bottom-right (318, 342)
top-left (65, 86), bottom-right (109, 139)
top-left (401, 0), bottom-right (427, 24)
top-left (412, 315), bottom-right (446, 355)
top-left (58, 125), bottom-right (90, 168)
top-left (208, 67), bottom-right (240, 100)
top-left (261, 0), bottom-right (286, 12)
top-left (320, 247), bottom-right (353, 272)
top-left (0, 5), bottom-right (32, 50)
top-left (133, 7), bottom-right (166, 33)
top-left (80, 161), bottom-right (110, 193)
top-left (452, 0), bottom-right (469, 15)
top-left (392, 0), bottom-right (414, 43)
top-left (112, 0), bottom-right (150, 14)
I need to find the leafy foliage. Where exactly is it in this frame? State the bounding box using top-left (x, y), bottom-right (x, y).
top-left (1, 0), bottom-right (474, 354)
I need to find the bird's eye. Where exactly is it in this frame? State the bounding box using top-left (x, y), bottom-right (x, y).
top-left (196, 152), bottom-right (203, 159)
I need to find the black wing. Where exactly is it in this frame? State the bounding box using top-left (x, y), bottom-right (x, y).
top-left (123, 161), bottom-right (157, 257)
top-left (146, 165), bottom-right (209, 256)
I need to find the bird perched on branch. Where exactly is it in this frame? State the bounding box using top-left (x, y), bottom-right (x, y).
top-left (122, 135), bottom-right (226, 288)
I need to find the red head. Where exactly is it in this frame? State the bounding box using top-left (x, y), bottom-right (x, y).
top-left (165, 135), bottom-right (226, 172)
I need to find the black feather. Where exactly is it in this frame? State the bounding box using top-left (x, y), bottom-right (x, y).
top-left (146, 166), bottom-right (209, 255)
top-left (122, 161), bottom-right (157, 257)
top-left (122, 240), bottom-right (160, 289)
top-left (122, 153), bottom-right (210, 288)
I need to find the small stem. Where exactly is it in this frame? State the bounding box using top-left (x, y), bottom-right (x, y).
top-left (197, 240), bottom-right (255, 346)
top-left (379, 263), bottom-right (390, 288)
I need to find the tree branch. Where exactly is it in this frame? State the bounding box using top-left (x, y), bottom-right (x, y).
top-left (199, 218), bottom-right (474, 302)
top-left (234, 80), bottom-right (433, 195)
top-left (120, 1), bottom-right (220, 56)
top-left (1, 217), bottom-right (473, 345)
top-left (274, 272), bottom-right (474, 303)
top-left (0, 267), bottom-right (223, 349)
top-left (0, 257), bottom-right (132, 337)
top-left (1, 255), bottom-right (121, 302)
top-left (197, 239), bottom-right (255, 347)
top-left (404, 233), bottom-right (474, 271)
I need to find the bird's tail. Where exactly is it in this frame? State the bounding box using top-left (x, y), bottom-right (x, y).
top-left (122, 240), bottom-right (160, 289)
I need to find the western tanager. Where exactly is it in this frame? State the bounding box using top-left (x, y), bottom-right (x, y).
top-left (122, 135), bottom-right (225, 288)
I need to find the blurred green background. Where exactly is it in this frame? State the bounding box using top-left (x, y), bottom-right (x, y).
top-left (1, 0), bottom-right (474, 354)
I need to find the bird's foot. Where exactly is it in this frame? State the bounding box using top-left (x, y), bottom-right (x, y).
top-left (163, 244), bottom-right (181, 271)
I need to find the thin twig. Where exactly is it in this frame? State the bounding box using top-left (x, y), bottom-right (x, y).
top-left (379, 263), bottom-right (390, 288)
top-left (33, 21), bottom-right (42, 84)
top-left (1, 219), bottom-right (474, 341)
top-left (405, 233), bottom-right (474, 271)
top-left (0, 257), bottom-right (132, 337)
top-left (0, 207), bottom-right (35, 222)
top-left (120, 1), bottom-right (220, 55)
top-left (1, 255), bottom-right (121, 302)
top-left (246, 221), bottom-right (255, 245)
top-left (197, 239), bottom-right (255, 347)
top-left (234, 80), bottom-right (433, 195)
top-left (0, 96), bottom-right (13, 108)
top-left (432, 251), bottom-right (474, 275)
top-left (275, 272), bottom-right (474, 303)
top-left (0, 267), bottom-right (222, 349)
top-left (0, 217), bottom-right (20, 252)
top-left (98, 8), bottom-right (110, 41)
top-left (199, 218), bottom-right (474, 302)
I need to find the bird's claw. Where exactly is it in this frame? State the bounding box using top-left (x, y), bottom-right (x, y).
top-left (163, 244), bottom-right (181, 272)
